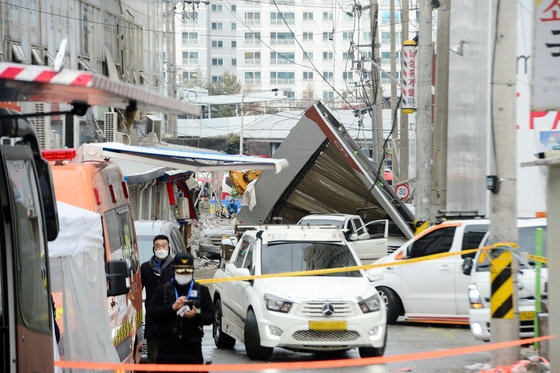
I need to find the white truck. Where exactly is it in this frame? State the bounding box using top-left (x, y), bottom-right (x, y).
top-left (372, 217), bottom-right (546, 336)
top-left (297, 214), bottom-right (407, 264)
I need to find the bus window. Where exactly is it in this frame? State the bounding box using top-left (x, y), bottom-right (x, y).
top-left (104, 206), bottom-right (139, 274)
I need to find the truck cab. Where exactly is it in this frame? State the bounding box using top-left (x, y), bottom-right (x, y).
top-left (0, 110), bottom-right (59, 373)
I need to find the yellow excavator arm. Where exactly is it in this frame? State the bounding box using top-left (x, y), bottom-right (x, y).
top-left (229, 170), bottom-right (262, 195)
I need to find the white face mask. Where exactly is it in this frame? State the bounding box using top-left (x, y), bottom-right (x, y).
top-left (175, 273), bottom-right (192, 285)
top-left (155, 249), bottom-right (168, 260)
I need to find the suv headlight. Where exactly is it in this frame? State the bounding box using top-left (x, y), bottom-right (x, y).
top-left (264, 293), bottom-right (293, 313)
top-left (468, 284), bottom-right (483, 309)
top-left (359, 294), bottom-right (381, 313)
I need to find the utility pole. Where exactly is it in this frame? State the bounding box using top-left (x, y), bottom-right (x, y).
top-left (432, 0), bottom-right (450, 217)
top-left (165, 0), bottom-right (177, 136)
top-left (240, 90), bottom-right (245, 155)
top-left (370, 0), bottom-right (384, 169)
top-left (399, 0), bottom-right (409, 182)
top-left (390, 0), bottom-right (398, 181)
top-left (415, 0), bottom-right (433, 222)
top-left (489, 0), bottom-right (519, 365)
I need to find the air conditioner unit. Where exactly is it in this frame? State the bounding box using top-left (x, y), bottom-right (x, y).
top-left (30, 103), bottom-right (51, 150)
top-left (104, 112), bottom-right (118, 142)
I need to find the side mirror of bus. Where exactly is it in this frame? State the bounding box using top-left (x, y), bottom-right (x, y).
top-left (107, 260), bottom-right (130, 296)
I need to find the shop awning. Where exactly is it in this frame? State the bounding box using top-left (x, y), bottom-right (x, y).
top-left (0, 62), bottom-right (201, 116)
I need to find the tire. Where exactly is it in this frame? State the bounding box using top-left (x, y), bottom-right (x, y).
top-left (213, 299), bottom-right (236, 349)
top-left (244, 309), bottom-right (273, 360)
top-left (358, 325), bottom-right (387, 358)
top-left (377, 287), bottom-right (403, 324)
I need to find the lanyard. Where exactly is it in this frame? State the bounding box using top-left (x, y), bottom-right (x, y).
top-left (154, 260), bottom-right (162, 276)
top-left (174, 279), bottom-right (195, 301)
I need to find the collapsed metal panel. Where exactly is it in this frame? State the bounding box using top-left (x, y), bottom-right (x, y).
top-left (237, 101), bottom-right (415, 239)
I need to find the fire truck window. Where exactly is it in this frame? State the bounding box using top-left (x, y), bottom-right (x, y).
top-left (104, 206), bottom-right (139, 274)
top-left (7, 160), bottom-right (50, 333)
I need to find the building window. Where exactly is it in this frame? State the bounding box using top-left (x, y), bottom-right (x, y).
top-left (183, 71), bottom-right (198, 80)
top-left (245, 71), bottom-right (261, 84)
top-left (270, 32), bottom-right (294, 44)
top-left (211, 4), bottom-right (223, 12)
top-left (232, 58), bottom-right (237, 66)
top-left (343, 52), bottom-right (349, 60)
top-left (231, 22), bottom-right (237, 30)
top-left (182, 32), bottom-right (198, 45)
top-left (244, 12), bottom-right (261, 25)
top-left (303, 12), bottom-right (313, 20)
top-left (303, 71), bottom-right (313, 80)
top-left (182, 12), bottom-right (199, 24)
top-left (323, 91), bottom-right (334, 100)
top-left (271, 12), bottom-right (295, 25)
top-left (212, 58), bottom-right (224, 66)
top-left (381, 51), bottom-right (390, 65)
top-left (182, 51), bottom-right (199, 65)
top-left (304, 51), bottom-right (313, 60)
top-left (211, 22), bottom-right (223, 30)
top-left (303, 32), bottom-right (313, 40)
top-left (244, 51), bottom-right (261, 64)
top-left (270, 71), bottom-right (295, 84)
top-left (323, 12), bottom-right (333, 21)
top-left (322, 51), bottom-right (333, 61)
top-left (322, 71), bottom-right (333, 80)
top-left (270, 52), bottom-right (295, 64)
top-left (342, 71), bottom-right (353, 80)
top-left (381, 11), bottom-right (400, 25)
top-left (284, 90), bottom-right (295, 99)
top-left (322, 32), bottom-right (333, 41)
top-left (212, 75), bottom-right (222, 83)
top-left (342, 32), bottom-right (353, 40)
top-left (212, 40), bottom-right (224, 48)
top-left (232, 4), bottom-right (236, 12)
top-left (245, 32), bottom-right (261, 45)
top-left (232, 40), bottom-right (237, 48)
top-left (363, 31), bottom-right (371, 40)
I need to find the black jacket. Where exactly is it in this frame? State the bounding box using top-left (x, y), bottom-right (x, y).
top-left (148, 278), bottom-right (213, 359)
top-left (141, 255), bottom-right (174, 339)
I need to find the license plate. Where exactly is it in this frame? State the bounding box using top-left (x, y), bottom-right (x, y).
top-left (309, 321), bottom-right (347, 330)
top-left (519, 311), bottom-right (535, 320)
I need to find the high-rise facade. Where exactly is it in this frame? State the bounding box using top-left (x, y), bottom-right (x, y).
top-left (176, 0), bottom-right (411, 107)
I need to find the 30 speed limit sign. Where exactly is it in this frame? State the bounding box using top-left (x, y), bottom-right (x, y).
top-left (395, 184), bottom-right (410, 200)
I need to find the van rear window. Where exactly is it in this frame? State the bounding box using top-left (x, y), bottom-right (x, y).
top-left (104, 206), bottom-right (139, 274)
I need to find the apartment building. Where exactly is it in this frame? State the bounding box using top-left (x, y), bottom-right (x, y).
top-left (176, 0), bottom-right (410, 106)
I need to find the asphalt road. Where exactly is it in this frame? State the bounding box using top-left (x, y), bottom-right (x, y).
top-left (200, 322), bottom-right (497, 373)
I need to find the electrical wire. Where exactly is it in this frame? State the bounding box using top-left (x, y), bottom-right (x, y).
top-left (489, 0), bottom-right (501, 178)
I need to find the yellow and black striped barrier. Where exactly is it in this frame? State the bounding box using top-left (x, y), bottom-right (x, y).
top-left (490, 249), bottom-right (514, 319)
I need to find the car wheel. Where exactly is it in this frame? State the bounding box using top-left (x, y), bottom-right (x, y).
top-left (377, 287), bottom-right (403, 324)
top-left (244, 309), bottom-right (273, 360)
top-left (213, 299), bottom-right (236, 349)
top-left (358, 326), bottom-right (387, 358)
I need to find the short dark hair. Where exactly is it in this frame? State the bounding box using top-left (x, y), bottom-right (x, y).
top-left (153, 234), bottom-right (169, 245)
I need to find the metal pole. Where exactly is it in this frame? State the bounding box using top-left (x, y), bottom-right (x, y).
top-left (533, 228), bottom-right (543, 350)
top-left (370, 0), bottom-right (380, 166)
top-left (240, 91), bottom-right (244, 155)
top-left (415, 0), bottom-right (433, 222)
top-left (400, 0), bottom-right (409, 181)
top-left (432, 0), bottom-right (450, 217)
top-left (489, 0), bottom-right (519, 365)
top-left (390, 0), bottom-right (397, 179)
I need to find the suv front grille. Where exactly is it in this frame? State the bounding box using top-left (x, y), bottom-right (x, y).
top-left (292, 330), bottom-right (360, 342)
top-left (294, 302), bottom-right (357, 318)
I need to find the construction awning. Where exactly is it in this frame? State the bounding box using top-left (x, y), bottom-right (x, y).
top-left (0, 62), bottom-right (201, 116)
top-left (80, 142), bottom-right (289, 173)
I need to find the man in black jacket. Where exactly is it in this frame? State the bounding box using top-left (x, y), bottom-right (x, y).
top-left (140, 234), bottom-right (174, 363)
top-left (148, 252), bottom-right (213, 366)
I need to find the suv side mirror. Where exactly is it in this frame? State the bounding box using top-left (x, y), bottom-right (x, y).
top-left (107, 260), bottom-right (130, 296)
top-left (462, 257), bottom-right (473, 276)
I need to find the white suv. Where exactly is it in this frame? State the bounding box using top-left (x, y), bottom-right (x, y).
top-left (211, 225), bottom-right (387, 360)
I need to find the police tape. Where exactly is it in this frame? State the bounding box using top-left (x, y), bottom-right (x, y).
top-left (54, 334), bottom-right (556, 371)
top-left (196, 243), bottom-right (519, 285)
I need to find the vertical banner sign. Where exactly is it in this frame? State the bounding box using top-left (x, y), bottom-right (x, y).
top-left (532, 0), bottom-right (560, 110)
top-left (402, 40), bottom-right (417, 113)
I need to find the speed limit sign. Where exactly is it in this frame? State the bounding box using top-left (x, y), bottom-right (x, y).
top-left (395, 183), bottom-right (410, 200)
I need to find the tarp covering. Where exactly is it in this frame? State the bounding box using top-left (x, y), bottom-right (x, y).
top-left (48, 202), bottom-right (120, 368)
top-left (237, 101), bottom-right (415, 239)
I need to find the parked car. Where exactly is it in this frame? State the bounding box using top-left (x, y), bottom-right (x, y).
top-left (211, 225), bottom-right (387, 360)
top-left (134, 220), bottom-right (187, 362)
top-left (297, 214), bottom-right (407, 264)
top-left (371, 217), bottom-right (547, 330)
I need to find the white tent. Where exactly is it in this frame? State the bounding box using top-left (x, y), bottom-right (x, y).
top-left (49, 201), bottom-right (119, 369)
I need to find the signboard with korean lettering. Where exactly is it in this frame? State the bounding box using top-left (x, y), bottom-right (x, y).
top-left (532, 0), bottom-right (560, 110)
top-left (402, 40), bottom-right (417, 113)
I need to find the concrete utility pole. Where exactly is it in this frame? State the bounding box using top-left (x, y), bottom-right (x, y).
top-left (489, 0), bottom-right (519, 365)
top-left (415, 0), bottom-right (433, 222)
top-left (432, 0), bottom-right (450, 217)
top-left (399, 0), bottom-right (409, 182)
top-left (390, 0), bottom-right (398, 181)
top-left (165, 0), bottom-right (177, 136)
top-left (370, 0), bottom-right (384, 169)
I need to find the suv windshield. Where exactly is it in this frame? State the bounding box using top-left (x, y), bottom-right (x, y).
top-left (261, 242), bottom-right (361, 277)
